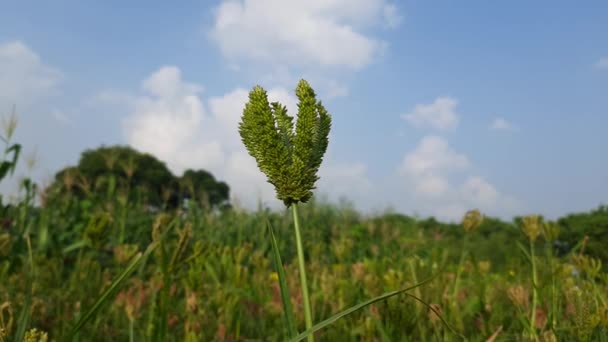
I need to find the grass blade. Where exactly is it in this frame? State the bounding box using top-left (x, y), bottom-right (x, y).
top-left (288, 266), bottom-right (449, 342)
top-left (68, 243), bottom-right (157, 339)
top-left (516, 241), bottom-right (532, 264)
top-left (404, 293), bottom-right (464, 339)
top-left (267, 220), bottom-right (297, 338)
top-left (12, 284), bottom-right (31, 342)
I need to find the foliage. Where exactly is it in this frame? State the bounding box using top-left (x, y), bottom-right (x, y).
top-left (45, 145), bottom-right (230, 210)
top-left (1, 110), bottom-right (607, 341)
top-left (240, 79), bottom-right (332, 341)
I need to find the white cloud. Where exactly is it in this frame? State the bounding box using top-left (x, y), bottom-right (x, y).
top-left (402, 97), bottom-right (459, 131)
top-left (318, 161), bottom-right (373, 201)
top-left (382, 3), bottom-right (403, 28)
top-left (51, 109), bottom-right (72, 125)
top-left (490, 117), bottom-right (515, 131)
top-left (399, 135), bottom-right (468, 198)
top-left (400, 135), bottom-right (469, 179)
top-left (324, 79), bottom-right (349, 98)
top-left (460, 176), bottom-right (499, 208)
top-left (0, 41), bottom-right (63, 106)
top-left (594, 57), bottom-right (608, 69)
top-left (209, 0), bottom-right (400, 69)
top-left (397, 135), bottom-right (519, 221)
top-left (120, 65), bottom-right (369, 210)
top-left (122, 66), bottom-right (223, 173)
top-left (0, 41), bottom-right (67, 199)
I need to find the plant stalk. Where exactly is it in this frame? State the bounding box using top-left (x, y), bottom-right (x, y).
top-left (292, 203), bottom-right (314, 342)
top-left (529, 239), bottom-right (538, 337)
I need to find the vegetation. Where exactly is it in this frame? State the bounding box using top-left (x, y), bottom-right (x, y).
top-left (45, 145), bottom-right (231, 211)
top-left (1, 82), bottom-right (607, 341)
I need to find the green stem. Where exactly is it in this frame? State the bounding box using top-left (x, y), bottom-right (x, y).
top-left (292, 203), bottom-right (314, 342)
top-left (547, 242), bottom-right (557, 331)
top-left (129, 319), bottom-right (134, 342)
top-left (530, 239), bottom-right (538, 337)
top-left (451, 236), bottom-right (468, 302)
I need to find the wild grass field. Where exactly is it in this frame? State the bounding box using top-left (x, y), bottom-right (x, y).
top-left (1, 82), bottom-right (607, 341)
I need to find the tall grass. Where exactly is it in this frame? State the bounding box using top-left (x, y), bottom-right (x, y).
top-left (1, 101), bottom-right (607, 341)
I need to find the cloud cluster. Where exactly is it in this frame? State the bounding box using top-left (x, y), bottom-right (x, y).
top-left (120, 66), bottom-right (371, 210)
top-left (209, 0), bottom-right (401, 69)
top-left (118, 68), bottom-right (518, 219)
top-left (402, 97), bottom-right (459, 131)
top-left (208, 0), bottom-right (401, 101)
top-left (400, 135), bottom-right (469, 197)
top-left (399, 98), bottom-right (519, 220)
top-left (0, 41), bottom-right (63, 108)
top-left (490, 117), bottom-right (516, 131)
top-left (0, 41), bottom-right (66, 197)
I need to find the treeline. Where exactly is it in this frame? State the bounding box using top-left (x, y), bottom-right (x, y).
top-left (43, 145), bottom-right (231, 210)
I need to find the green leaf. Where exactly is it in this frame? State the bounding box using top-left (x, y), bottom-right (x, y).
top-left (7, 143), bottom-right (21, 176)
top-left (62, 240), bottom-right (90, 254)
top-left (267, 220), bottom-right (297, 338)
top-left (516, 241), bottom-right (532, 264)
top-left (404, 293), bottom-right (464, 338)
top-left (68, 243), bottom-right (157, 339)
top-left (0, 161), bottom-right (11, 181)
top-left (287, 267), bottom-right (449, 342)
top-left (12, 283), bottom-right (31, 342)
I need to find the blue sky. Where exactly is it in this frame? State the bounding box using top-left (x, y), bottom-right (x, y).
top-left (1, 0), bottom-right (607, 221)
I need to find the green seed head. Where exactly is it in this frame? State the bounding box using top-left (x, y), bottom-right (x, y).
top-left (521, 215), bottom-right (542, 242)
top-left (239, 79), bottom-right (331, 207)
top-left (462, 209), bottom-right (483, 233)
top-left (542, 221), bottom-right (560, 242)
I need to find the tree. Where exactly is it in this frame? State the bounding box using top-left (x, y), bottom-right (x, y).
top-left (45, 145), bottom-right (230, 210)
top-left (178, 169), bottom-right (230, 209)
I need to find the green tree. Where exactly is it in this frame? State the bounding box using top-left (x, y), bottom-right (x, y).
top-left (45, 145), bottom-right (230, 210)
top-left (178, 169), bottom-right (230, 209)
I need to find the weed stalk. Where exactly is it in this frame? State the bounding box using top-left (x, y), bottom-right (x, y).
top-left (292, 203), bottom-right (313, 342)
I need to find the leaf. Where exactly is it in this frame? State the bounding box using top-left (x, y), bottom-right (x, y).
top-left (62, 240), bottom-right (90, 254)
top-left (0, 162), bottom-right (11, 181)
top-left (287, 267), bottom-right (450, 342)
top-left (12, 283), bottom-right (31, 342)
top-left (204, 261), bottom-right (221, 286)
top-left (7, 143), bottom-right (21, 176)
top-left (68, 243), bottom-right (157, 339)
top-left (516, 241), bottom-right (532, 264)
top-left (404, 293), bottom-right (464, 338)
top-left (267, 220), bottom-right (297, 338)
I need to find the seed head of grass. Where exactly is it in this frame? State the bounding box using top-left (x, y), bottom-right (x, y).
top-left (238, 79), bottom-right (331, 207)
top-left (23, 328), bottom-right (48, 342)
top-left (1, 108), bottom-right (18, 142)
top-left (521, 215), bottom-right (542, 242)
top-left (461, 209), bottom-right (483, 233)
top-left (542, 221), bottom-right (560, 242)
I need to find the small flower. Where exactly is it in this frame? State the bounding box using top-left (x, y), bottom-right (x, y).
top-left (269, 272), bottom-right (279, 281)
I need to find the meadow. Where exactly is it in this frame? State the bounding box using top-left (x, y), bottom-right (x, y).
top-left (1, 82), bottom-right (607, 341)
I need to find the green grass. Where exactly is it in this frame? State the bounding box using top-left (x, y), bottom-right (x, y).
top-left (1, 83), bottom-right (607, 341)
top-left (1, 196), bottom-right (607, 341)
